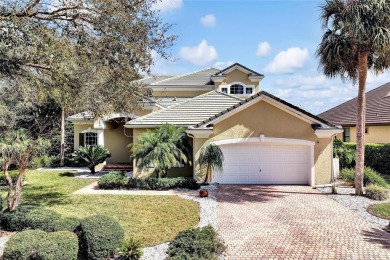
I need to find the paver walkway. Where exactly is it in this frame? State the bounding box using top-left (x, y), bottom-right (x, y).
top-left (217, 185), bottom-right (390, 259)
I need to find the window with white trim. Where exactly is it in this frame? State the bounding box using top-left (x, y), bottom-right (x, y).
top-left (246, 88), bottom-right (253, 94)
top-left (230, 84), bottom-right (244, 94)
top-left (79, 131), bottom-right (98, 147)
top-left (221, 87), bottom-right (228, 94)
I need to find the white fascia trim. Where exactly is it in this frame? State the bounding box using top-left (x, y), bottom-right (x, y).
top-left (219, 64), bottom-right (254, 75)
top-left (315, 128), bottom-right (343, 138)
top-left (211, 75), bottom-right (225, 82)
top-left (211, 135), bottom-right (315, 187)
top-left (186, 128), bottom-right (213, 138)
top-left (70, 120), bottom-right (94, 125)
top-left (248, 75), bottom-right (264, 82)
top-left (125, 124), bottom-right (191, 129)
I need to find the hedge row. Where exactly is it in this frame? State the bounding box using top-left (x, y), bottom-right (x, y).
top-left (339, 167), bottom-right (388, 188)
top-left (1, 207), bottom-right (126, 259)
top-left (98, 171), bottom-right (200, 190)
top-left (335, 140), bottom-right (390, 175)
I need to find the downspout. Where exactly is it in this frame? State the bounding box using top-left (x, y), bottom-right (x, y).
top-left (330, 134), bottom-right (337, 193)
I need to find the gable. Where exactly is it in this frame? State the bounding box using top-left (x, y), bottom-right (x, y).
top-left (212, 100), bottom-right (316, 141)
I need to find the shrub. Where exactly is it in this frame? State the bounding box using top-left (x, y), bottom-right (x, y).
top-left (365, 184), bottom-right (389, 201)
top-left (167, 226), bottom-right (224, 260)
top-left (0, 205), bottom-right (61, 231)
top-left (72, 145), bottom-right (111, 174)
top-left (31, 155), bottom-right (59, 169)
top-left (339, 167), bottom-right (388, 188)
top-left (80, 215), bottom-right (125, 260)
top-left (126, 177), bottom-right (200, 190)
top-left (3, 230), bottom-right (78, 260)
top-left (116, 237), bottom-right (143, 260)
top-left (0, 171), bottom-right (18, 186)
top-left (98, 171), bottom-right (128, 189)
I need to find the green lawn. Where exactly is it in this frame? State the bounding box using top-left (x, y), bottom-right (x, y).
top-left (368, 203), bottom-right (390, 220)
top-left (2, 170), bottom-right (199, 246)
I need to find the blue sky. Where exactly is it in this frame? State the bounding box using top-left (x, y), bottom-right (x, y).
top-left (150, 0), bottom-right (390, 114)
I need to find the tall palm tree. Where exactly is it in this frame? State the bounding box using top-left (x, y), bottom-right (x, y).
top-left (130, 124), bottom-right (191, 178)
top-left (317, 0), bottom-right (390, 195)
top-left (199, 144), bottom-right (224, 184)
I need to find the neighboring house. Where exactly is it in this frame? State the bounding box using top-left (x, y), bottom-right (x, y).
top-left (319, 82), bottom-right (390, 143)
top-left (68, 63), bottom-right (342, 186)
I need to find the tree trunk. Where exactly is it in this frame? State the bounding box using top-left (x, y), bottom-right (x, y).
top-left (89, 164), bottom-right (96, 174)
top-left (10, 157), bottom-right (28, 211)
top-left (3, 161), bottom-right (14, 209)
top-left (203, 164), bottom-right (211, 184)
top-left (60, 108), bottom-right (66, 167)
top-left (355, 51), bottom-right (368, 195)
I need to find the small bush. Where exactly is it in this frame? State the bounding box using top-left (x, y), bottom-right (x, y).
top-left (116, 237), bottom-right (143, 260)
top-left (98, 171), bottom-right (128, 189)
top-left (0, 171), bottom-right (18, 186)
top-left (126, 177), bottom-right (200, 190)
top-left (80, 215), bottom-right (125, 260)
top-left (339, 167), bottom-right (388, 188)
top-left (3, 230), bottom-right (78, 260)
top-left (365, 184), bottom-right (389, 201)
top-left (0, 205), bottom-right (61, 232)
top-left (31, 155), bottom-right (59, 169)
top-left (167, 226), bottom-right (224, 260)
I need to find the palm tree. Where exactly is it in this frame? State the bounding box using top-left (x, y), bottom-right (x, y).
top-left (199, 144), bottom-right (224, 184)
top-left (317, 0), bottom-right (390, 195)
top-left (130, 124), bottom-right (191, 178)
top-left (72, 145), bottom-right (111, 174)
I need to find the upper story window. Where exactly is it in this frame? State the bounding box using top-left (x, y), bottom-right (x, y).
top-left (221, 87), bottom-right (228, 94)
top-left (230, 84), bottom-right (244, 95)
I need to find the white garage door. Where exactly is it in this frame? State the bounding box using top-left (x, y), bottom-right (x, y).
top-left (212, 142), bottom-right (310, 185)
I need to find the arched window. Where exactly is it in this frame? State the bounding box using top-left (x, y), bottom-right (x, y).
top-left (230, 84), bottom-right (244, 94)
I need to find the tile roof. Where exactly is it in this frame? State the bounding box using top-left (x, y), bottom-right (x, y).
top-left (138, 75), bottom-right (176, 85)
top-left (318, 82), bottom-right (390, 126)
top-left (213, 63), bottom-right (264, 77)
top-left (126, 91), bottom-right (242, 127)
top-left (149, 68), bottom-right (220, 86)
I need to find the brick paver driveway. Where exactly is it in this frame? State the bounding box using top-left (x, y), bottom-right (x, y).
top-left (217, 185), bottom-right (390, 259)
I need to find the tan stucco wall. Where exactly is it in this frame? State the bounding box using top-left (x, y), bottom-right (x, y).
top-left (342, 126), bottom-right (390, 143)
top-left (104, 125), bottom-right (133, 163)
top-left (215, 69), bottom-right (260, 94)
top-left (131, 128), bottom-right (192, 178)
top-left (192, 100), bottom-right (333, 185)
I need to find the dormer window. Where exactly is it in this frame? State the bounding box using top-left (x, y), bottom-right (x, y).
top-left (230, 84), bottom-right (244, 95)
top-left (219, 82), bottom-right (254, 96)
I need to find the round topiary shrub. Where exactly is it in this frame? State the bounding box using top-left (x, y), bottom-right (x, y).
top-left (365, 184), bottom-right (390, 201)
top-left (52, 217), bottom-right (81, 232)
top-left (3, 230), bottom-right (78, 260)
top-left (80, 214), bottom-right (125, 260)
top-left (0, 205), bottom-right (61, 231)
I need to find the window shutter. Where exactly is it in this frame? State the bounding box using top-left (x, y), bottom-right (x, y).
top-left (79, 133), bottom-right (85, 147)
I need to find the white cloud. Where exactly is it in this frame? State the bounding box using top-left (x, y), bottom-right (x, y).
top-left (152, 0), bottom-right (182, 12)
top-left (264, 47), bottom-right (309, 74)
top-left (213, 61), bottom-right (234, 69)
top-left (256, 42), bottom-right (271, 57)
top-left (179, 40), bottom-right (218, 66)
top-left (200, 14), bottom-right (216, 27)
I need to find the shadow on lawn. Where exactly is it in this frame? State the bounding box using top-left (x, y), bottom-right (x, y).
top-left (362, 228), bottom-right (390, 249)
top-left (59, 172), bottom-right (76, 177)
top-left (22, 185), bottom-right (72, 207)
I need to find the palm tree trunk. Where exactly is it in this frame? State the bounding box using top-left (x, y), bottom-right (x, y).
top-left (355, 51), bottom-right (368, 195)
top-left (60, 108), bottom-right (65, 167)
top-left (203, 164), bottom-right (211, 184)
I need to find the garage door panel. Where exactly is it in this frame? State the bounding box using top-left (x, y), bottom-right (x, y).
top-left (214, 142), bottom-right (310, 185)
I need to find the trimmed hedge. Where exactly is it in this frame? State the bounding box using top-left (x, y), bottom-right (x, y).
top-left (167, 225), bottom-right (224, 260)
top-left (98, 171), bottom-right (200, 190)
top-left (79, 214), bottom-right (125, 260)
top-left (340, 167), bottom-right (388, 188)
top-left (0, 205), bottom-right (81, 232)
top-left (3, 230), bottom-right (78, 260)
top-left (342, 143), bottom-right (390, 175)
top-left (365, 184), bottom-right (390, 201)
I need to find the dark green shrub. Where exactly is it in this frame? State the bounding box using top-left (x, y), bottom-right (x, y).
top-left (339, 167), bottom-right (388, 187)
top-left (0, 205), bottom-right (61, 231)
top-left (116, 237), bottom-right (143, 260)
top-left (167, 226), bottom-right (224, 260)
top-left (126, 177), bottom-right (200, 190)
top-left (0, 171), bottom-right (18, 186)
top-left (3, 230), bottom-right (78, 260)
top-left (80, 215), bottom-right (125, 260)
top-left (333, 139), bottom-right (355, 169)
top-left (31, 155), bottom-right (59, 169)
top-left (72, 145), bottom-right (111, 174)
top-left (52, 217), bottom-right (81, 232)
top-left (365, 184), bottom-right (389, 201)
top-left (98, 171), bottom-right (128, 189)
